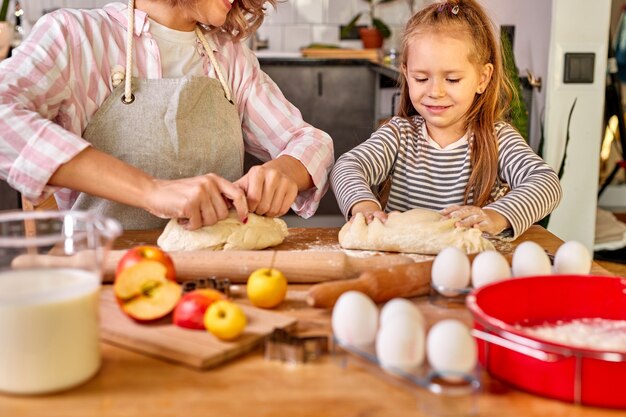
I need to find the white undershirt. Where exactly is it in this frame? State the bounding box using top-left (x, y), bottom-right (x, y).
top-left (148, 18), bottom-right (205, 78)
top-left (421, 122), bottom-right (468, 150)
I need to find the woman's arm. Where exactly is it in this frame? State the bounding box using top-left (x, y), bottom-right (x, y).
top-left (50, 147), bottom-right (248, 230)
top-left (225, 41), bottom-right (334, 218)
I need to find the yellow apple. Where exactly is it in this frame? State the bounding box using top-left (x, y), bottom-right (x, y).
top-left (113, 260), bottom-right (182, 322)
top-left (173, 289), bottom-right (225, 330)
top-left (204, 300), bottom-right (247, 341)
top-left (246, 267), bottom-right (287, 309)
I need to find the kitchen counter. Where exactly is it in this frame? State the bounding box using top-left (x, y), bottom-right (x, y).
top-left (0, 226), bottom-right (622, 417)
top-left (257, 55), bottom-right (401, 81)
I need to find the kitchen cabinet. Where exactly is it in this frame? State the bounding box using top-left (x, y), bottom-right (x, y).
top-left (250, 59), bottom-right (377, 218)
top-left (0, 180), bottom-right (19, 211)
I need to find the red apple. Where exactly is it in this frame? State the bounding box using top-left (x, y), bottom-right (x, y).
top-left (173, 289), bottom-right (225, 330)
top-left (113, 260), bottom-right (182, 322)
top-left (116, 245), bottom-right (176, 281)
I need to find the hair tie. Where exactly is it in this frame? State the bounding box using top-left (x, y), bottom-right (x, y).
top-left (437, 3), bottom-right (460, 15)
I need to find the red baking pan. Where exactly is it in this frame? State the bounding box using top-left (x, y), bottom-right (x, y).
top-left (466, 275), bottom-right (626, 408)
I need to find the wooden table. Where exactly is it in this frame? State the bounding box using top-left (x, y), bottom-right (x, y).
top-left (0, 226), bottom-right (622, 417)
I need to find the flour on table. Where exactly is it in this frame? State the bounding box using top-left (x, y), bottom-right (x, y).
top-left (338, 208), bottom-right (494, 255)
top-left (157, 212), bottom-right (288, 251)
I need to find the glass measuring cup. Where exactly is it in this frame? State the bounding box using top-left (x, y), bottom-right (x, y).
top-left (0, 210), bottom-right (121, 395)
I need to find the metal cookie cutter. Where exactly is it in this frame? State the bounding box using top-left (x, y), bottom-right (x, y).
top-left (264, 329), bottom-right (328, 364)
top-left (181, 277), bottom-right (231, 297)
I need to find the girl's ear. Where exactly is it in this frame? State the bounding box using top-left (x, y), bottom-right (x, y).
top-left (477, 63), bottom-right (494, 94)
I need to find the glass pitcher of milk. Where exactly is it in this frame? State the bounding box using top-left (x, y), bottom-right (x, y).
top-left (0, 210), bottom-right (121, 395)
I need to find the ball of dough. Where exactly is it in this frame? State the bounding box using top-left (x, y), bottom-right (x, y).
top-left (157, 211), bottom-right (288, 251)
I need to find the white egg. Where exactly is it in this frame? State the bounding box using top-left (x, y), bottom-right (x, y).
top-left (431, 247), bottom-right (471, 296)
top-left (471, 250), bottom-right (512, 288)
top-left (426, 319), bottom-right (477, 381)
top-left (376, 314), bottom-right (425, 373)
top-left (331, 291), bottom-right (378, 347)
top-left (554, 240), bottom-right (592, 275)
top-left (379, 298), bottom-right (425, 329)
top-left (511, 241), bottom-right (551, 277)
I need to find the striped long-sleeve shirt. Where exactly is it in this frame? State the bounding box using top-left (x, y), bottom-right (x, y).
top-left (0, 2), bottom-right (333, 217)
top-left (331, 115), bottom-right (562, 238)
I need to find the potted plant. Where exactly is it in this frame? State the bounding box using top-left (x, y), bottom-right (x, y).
top-left (341, 0), bottom-right (397, 49)
top-left (0, 0), bottom-right (13, 59)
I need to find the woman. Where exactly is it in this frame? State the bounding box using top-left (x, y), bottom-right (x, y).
top-left (0, 0), bottom-right (334, 230)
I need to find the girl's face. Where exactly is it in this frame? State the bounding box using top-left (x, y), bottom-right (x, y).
top-left (403, 32), bottom-right (493, 144)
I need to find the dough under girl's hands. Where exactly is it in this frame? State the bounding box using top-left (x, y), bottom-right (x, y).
top-left (440, 205), bottom-right (510, 236)
top-left (350, 201), bottom-right (388, 224)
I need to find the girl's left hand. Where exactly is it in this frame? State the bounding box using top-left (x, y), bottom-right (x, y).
top-left (441, 205), bottom-right (510, 235)
top-left (235, 164), bottom-right (299, 217)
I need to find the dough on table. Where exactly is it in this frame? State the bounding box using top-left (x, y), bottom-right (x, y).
top-left (338, 208), bottom-right (494, 254)
top-left (157, 211), bottom-right (288, 251)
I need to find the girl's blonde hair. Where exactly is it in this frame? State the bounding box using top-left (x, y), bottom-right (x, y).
top-left (397, 0), bottom-right (515, 207)
top-left (163, 0), bottom-right (277, 41)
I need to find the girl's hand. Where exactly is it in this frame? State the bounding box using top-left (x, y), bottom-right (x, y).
top-left (235, 164), bottom-right (299, 218)
top-left (350, 201), bottom-right (388, 224)
top-left (145, 174), bottom-right (248, 231)
top-left (441, 205), bottom-right (510, 235)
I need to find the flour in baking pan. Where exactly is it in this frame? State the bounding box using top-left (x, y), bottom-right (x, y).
top-left (517, 318), bottom-right (626, 352)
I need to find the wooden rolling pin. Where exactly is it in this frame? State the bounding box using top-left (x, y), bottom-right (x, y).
top-left (11, 250), bottom-right (415, 283)
top-left (306, 259), bottom-right (434, 308)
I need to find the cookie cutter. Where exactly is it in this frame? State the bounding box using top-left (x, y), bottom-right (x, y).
top-left (181, 277), bottom-right (231, 297)
top-left (264, 328), bottom-right (328, 364)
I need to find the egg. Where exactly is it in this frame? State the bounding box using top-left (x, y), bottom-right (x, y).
top-left (511, 241), bottom-right (551, 277)
top-left (379, 298), bottom-right (425, 330)
top-left (431, 247), bottom-right (471, 296)
top-left (331, 291), bottom-right (378, 347)
top-left (554, 240), bottom-right (592, 274)
top-left (426, 319), bottom-right (477, 381)
top-left (471, 250), bottom-right (512, 288)
top-left (376, 314), bottom-right (425, 373)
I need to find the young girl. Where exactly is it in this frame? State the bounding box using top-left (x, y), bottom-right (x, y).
top-left (0, 0), bottom-right (334, 230)
top-left (331, 0), bottom-right (561, 238)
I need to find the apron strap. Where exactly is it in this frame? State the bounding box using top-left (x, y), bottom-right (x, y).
top-left (121, 0), bottom-right (233, 105)
top-left (195, 27), bottom-right (234, 104)
top-left (123, 0), bottom-right (135, 104)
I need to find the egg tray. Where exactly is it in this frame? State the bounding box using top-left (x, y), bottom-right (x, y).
top-left (332, 337), bottom-right (481, 416)
top-left (429, 249), bottom-right (557, 308)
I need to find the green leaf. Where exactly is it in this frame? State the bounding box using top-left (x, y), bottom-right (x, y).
top-left (341, 12), bottom-right (363, 39)
top-left (0, 0), bottom-right (10, 22)
top-left (501, 30), bottom-right (529, 142)
top-left (557, 98), bottom-right (577, 179)
top-left (372, 18), bottom-right (391, 39)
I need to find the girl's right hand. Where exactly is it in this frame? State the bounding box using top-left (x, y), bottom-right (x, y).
top-left (350, 201), bottom-right (388, 224)
top-left (144, 174), bottom-right (249, 231)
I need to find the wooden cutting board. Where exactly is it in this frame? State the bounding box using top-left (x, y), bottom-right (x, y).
top-left (300, 48), bottom-right (381, 62)
top-left (99, 288), bottom-right (296, 369)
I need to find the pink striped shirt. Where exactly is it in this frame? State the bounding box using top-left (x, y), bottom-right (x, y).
top-left (0, 2), bottom-right (334, 217)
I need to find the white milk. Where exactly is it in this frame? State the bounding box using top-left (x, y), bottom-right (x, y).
top-left (0, 268), bottom-right (101, 394)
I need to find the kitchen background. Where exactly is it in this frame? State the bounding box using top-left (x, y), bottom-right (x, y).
top-left (1, 0), bottom-right (624, 252)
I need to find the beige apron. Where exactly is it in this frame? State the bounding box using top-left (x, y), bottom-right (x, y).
top-left (74, 6), bottom-right (244, 230)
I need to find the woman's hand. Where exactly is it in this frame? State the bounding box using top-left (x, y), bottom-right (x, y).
top-left (235, 164), bottom-right (299, 217)
top-left (440, 205), bottom-right (510, 235)
top-left (350, 201), bottom-right (388, 224)
top-left (145, 174), bottom-right (248, 230)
